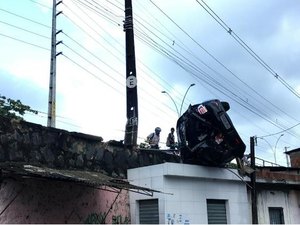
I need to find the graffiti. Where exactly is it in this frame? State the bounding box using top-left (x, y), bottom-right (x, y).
top-left (83, 212), bottom-right (105, 224)
top-left (83, 213), bottom-right (130, 224)
top-left (166, 213), bottom-right (190, 225)
top-left (112, 215), bottom-right (130, 224)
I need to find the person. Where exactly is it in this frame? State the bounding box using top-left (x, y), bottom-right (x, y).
top-left (146, 127), bottom-right (161, 149)
top-left (242, 154), bottom-right (251, 166)
top-left (166, 127), bottom-right (176, 149)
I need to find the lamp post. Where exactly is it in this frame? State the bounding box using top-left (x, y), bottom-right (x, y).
top-left (179, 83), bottom-right (195, 116)
top-left (274, 134), bottom-right (284, 164)
top-left (258, 134), bottom-right (284, 165)
top-left (162, 83), bottom-right (195, 118)
top-left (161, 91), bottom-right (180, 117)
top-left (258, 137), bottom-right (273, 166)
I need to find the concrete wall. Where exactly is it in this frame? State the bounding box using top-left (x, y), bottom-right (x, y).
top-left (128, 162), bottom-right (251, 224)
top-left (0, 178), bottom-right (130, 224)
top-left (257, 189), bottom-right (300, 224)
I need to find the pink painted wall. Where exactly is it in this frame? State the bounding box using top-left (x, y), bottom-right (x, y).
top-left (0, 178), bottom-right (130, 224)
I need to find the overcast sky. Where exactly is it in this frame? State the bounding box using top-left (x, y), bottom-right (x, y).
top-left (1, 0), bottom-right (300, 166)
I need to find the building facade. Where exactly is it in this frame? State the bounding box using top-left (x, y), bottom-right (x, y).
top-left (128, 162), bottom-right (300, 224)
top-left (128, 163), bottom-right (251, 224)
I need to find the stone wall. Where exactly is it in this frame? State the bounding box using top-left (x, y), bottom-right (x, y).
top-left (0, 116), bottom-right (179, 178)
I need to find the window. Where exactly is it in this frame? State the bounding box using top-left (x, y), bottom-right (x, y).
top-left (269, 207), bottom-right (284, 224)
top-left (139, 199), bottom-right (159, 224)
top-left (207, 199), bottom-right (227, 224)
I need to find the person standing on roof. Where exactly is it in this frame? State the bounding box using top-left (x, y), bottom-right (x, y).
top-left (146, 127), bottom-right (161, 149)
top-left (166, 127), bottom-right (176, 149)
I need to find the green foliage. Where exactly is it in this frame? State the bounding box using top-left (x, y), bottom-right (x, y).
top-left (226, 162), bottom-right (238, 169)
top-left (0, 94), bottom-right (38, 120)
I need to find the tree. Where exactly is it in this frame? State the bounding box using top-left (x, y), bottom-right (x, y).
top-left (0, 94), bottom-right (38, 120)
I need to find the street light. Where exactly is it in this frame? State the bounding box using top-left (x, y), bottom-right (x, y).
top-left (258, 137), bottom-right (273, 165)
top-left (162, 83), bottom-right (195, 118)
top-left (179, 83), bottom-right (195, 116)
top-left (258, 134), bottom-right (284, 164)
top-left (161, 91), bottom-right (180, 117)
top-left (274, 134), bottom-right (284, 164)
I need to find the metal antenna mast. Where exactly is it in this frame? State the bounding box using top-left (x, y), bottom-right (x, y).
top-left (124, 0), bottom-right (138, 147)
top-left (47, 0), bottom-right (62, 127)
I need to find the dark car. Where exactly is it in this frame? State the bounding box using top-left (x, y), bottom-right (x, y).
top-left (176, 99), bottom-right (246, 166)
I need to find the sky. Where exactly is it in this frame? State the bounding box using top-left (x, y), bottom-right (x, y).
top-left (1, 0), bottom-right (300, 167)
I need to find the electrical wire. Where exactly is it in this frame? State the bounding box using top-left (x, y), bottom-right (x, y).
top-left (0, 8), bottom-right (51, 28)
top-left (134, 0), bottom-right (300, 129)
top-left (0, 20), bottom-right (50, 39)
top-left (0, 32), bottom-right (50, 51)
top-left (258, 122), bottom-right (300, 138)
top-left (27, 0), bottom-right (51, 9)
top-left (144, 0), bottom-right (300, 139)
top-left (2, 1), bottom-right (299, 149)
top-left (59, 2), bottom-right (182, 120)
top-left (134, 29), bottom-right (288, 129)
top-left (62, 2), bottom-right (125, 62)
top-left (196, 0), bottom-right (300, 100)
top-left (70, 0), bottom-right (121, 27)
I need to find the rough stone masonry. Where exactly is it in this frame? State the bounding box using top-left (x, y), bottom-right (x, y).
top-left (0, 116), bottom-right (179, 178)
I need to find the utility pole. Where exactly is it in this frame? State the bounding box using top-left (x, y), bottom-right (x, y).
top-left (123, 0), bottom-right (138, 147)
top-left (47, 0), bottom-right (62, 127)
top-left (250, 136), bottom-right (258, 224)
top-left (284, 146), bottom-right (290, 167)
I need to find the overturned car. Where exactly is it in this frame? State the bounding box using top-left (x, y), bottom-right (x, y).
top-left (176, 99), bottom-right (246, 167)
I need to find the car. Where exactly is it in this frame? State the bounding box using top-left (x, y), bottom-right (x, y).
top-left (176, 99), bottom-right (246, 167)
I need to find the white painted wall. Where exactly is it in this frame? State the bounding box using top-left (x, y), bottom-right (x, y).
top-left (257, 189), bottom-right (300, 224)
top-left (128, 162), bottom-right (251, 224)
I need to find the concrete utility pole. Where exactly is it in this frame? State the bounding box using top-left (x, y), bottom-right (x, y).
top-left (47, 0), bottom-right (62, 127)
top-left (250, 136), bottom-right (258, 224)
top-left (124, 0), bottom-right (138, 147)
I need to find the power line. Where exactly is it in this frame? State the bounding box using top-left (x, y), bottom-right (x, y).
top-left (70, 0), bottom-right (121, 27)
top-left (62, 53), bottom-right (124, 95)
top-left (0, 20), bottom-right (50, 39)
top-left (62, 2), bottom-right (125, 61)
top-left (104, 0), bottom-right (124, 12)
top-left (0, 8), bottom-right (51, 28)
top-left (135, 29), bottom-right (271, 123)
top-left (65, 0), bottom-right (286, 129)
top-left (134, 1), bottom-right (299, 126)
top-left (60, 1), bottom-right (182, 119)
top-left (145, 0), bottom-right (300, 139)
top-left (196, 0), bottom-right (300, 100)
top-left (27, 0), bottom-right (52, 9)
top-left (258, 122), bottom-right (300, 138)
top-left (0, 32), bottom-right (50, 51)
top-left (59, 3), bottom-right (179, 121)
